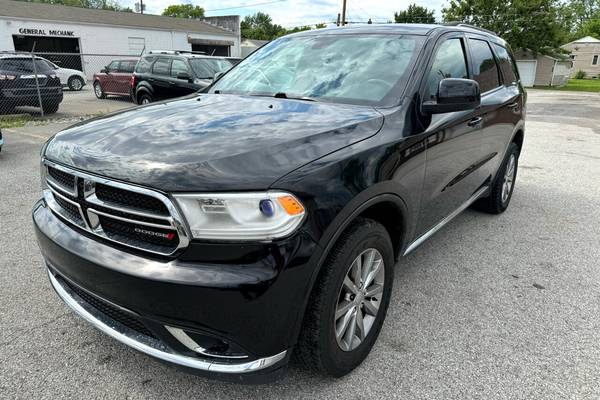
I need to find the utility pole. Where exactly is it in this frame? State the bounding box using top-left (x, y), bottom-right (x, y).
top-left (336, 13), bottom-right (340, 26)
top-left (140, 0), bottom-right (144, 14)
top-left (341, 0), bottom-right (347, 26)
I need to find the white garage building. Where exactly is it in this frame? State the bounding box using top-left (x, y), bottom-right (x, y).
top-left (0, 0), bottom-right (240, 77)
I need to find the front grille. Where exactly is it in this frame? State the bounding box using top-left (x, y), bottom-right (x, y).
top-left (54, 195), bottom-right (83, 225)
top-left (96, 183), bottom-right (169, 215)
top-left (48, 166), bottom-right (75, 191)
top-left (60, 276), bottom-right (156, 339)
top-left (43, 160), bottom-right (188, 256)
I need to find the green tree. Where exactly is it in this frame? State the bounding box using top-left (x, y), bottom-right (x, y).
top-left (394, 3), bottom-right (436, 23)
top-left (162, 4), bottom-right (205, 18)
top-left (241, 12), bottom-right (286, 40)
top-left (442, 0), bottom-right (568, 54)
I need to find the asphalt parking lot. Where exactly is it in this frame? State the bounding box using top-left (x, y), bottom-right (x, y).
top-left (1, 90), bottom-right (599, 399)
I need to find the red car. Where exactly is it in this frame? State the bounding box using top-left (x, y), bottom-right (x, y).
top-left (93, 59), bottom-right (137, 100)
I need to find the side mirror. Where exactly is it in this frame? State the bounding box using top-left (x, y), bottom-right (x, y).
top-left (101, 67), bottom-right (109, 74)
top-left (177, 71), bottom-right (192, 81)
top-left (422, 78), bottom-right (481, 114)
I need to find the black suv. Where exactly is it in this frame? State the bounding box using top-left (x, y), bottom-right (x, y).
top-left (132, 51), bottom-right (236, 104)
top-left (0, 55), bottom-right (63, 114)
top-left (34, 24), bottom-right (525, 382)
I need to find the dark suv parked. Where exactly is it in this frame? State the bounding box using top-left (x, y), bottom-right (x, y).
top-left (132, 51), bottom-right (235, 104)
top-left (0, 55), bottom-right (63, 114)
top-left (34, 24), bottom-right (525, 382)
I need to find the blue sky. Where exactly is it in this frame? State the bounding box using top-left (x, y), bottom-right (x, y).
top-left (123, 0), bottom-right (447, 27)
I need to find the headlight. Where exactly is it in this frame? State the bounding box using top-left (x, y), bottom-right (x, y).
top-left (173, 192), bottom-right (306, 241)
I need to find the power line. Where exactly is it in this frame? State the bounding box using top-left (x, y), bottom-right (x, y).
top-left (205, 0), bottom-right (288, 12)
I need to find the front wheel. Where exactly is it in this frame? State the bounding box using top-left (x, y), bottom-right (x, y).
top-left (93, 81), bottom-right (105, 99)
top-left (295, 218), bottom-right (394, 377)
top-left (474, 142), bottom-right (519, 214)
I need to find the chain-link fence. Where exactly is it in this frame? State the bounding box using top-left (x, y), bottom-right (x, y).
top-left (0, 51), bottom-right (140, 119)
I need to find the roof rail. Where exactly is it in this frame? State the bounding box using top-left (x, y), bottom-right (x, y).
top-left (443, 22), bottom-right (497, 36)
top-left (147, 50), bottom-right (207, 55)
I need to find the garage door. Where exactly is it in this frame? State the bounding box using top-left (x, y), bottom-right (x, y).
top-left (516, 61), bottom-right (537, 87)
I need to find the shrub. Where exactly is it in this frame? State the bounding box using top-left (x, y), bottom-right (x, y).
top-left (575, 70), bottom-right (586, 79)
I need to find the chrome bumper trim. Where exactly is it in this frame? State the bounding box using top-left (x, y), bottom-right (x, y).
top-left (47, 269), bottom-right (287, 373)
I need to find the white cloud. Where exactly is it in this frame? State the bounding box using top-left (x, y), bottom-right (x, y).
top-left (123, 0), bottom-right (448, 27)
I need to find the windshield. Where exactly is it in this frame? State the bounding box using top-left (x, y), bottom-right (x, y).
top-left (189, 58), bottom-right (233, 79)
top-left (211, 34), bottom-right (424, 106)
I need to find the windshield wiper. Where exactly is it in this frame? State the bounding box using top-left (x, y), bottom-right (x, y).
top-left (273, 92), bottom-right (318, 102)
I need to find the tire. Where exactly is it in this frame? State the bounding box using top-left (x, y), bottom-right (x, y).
top-left (68, 76), bottom-right (84, 91)
top-left (295, 218), bottom-right (394, 377)
top-left (138, 92), bottom-right (152, 105)
top-left (42, 102), bottom-right (59, 114)
top-left (474, 142), bottom-right (520, 214)
top-left (93, 81), bottom-right (105, 99)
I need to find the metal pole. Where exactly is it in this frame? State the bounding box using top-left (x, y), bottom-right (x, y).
top-left (31, 42), bottom-right (44, 117)
top-left (341, 0), bottom-right (347, 26)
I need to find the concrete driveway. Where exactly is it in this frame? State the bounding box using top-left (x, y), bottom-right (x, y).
top-left (0, 90), bottom-right (599, 399)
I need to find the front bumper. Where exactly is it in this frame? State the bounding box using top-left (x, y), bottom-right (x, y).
top-left (33, 199), bottom-right (319, 381)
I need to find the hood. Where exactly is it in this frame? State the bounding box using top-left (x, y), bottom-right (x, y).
top-left (45, 94), bottom-right (384, 192)
top-left (60, 68), bottom-right (85, 76)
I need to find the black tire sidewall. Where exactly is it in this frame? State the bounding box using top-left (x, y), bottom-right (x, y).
top-left (138, 93), bottom-right (152, 105)
top-left (318, 222), bottom-right (394, 376)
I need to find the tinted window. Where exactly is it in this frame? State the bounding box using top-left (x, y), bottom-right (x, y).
top-left (107, 60), bottom-right (119, 72)
top-left (0, 58), bottom-right (51, 73)
top-left (469, 39), bottom-right (500, 92)
top-left (593, 55), bottom-right (599, 65)
top-left (152, 58), bottom-right (170, 76)
top-left (492, 44), bottom-right (517, 84)
top-left (171, 59), bottom-right (189, 78)
top-left (212, 34), bottom-right (424, 106)
top-left (135, 56), bottom-right (155, 73)
top-left (426, 38), bottom-right (468, 100)
top-left (120, 61), bottom-right (137, 73)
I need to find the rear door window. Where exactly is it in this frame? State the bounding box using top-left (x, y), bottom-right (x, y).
top-left (426, 38), bottom-right (468, 100)
top-left (152, 57), bottom-right (171, 76)
top-left (492, 44), bottom-right (518, 85)
top-left (468, 39), bottom-right (501, 93)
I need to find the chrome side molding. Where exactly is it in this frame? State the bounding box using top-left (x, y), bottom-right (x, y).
top-left (403, 186), bottom-right (489, 256)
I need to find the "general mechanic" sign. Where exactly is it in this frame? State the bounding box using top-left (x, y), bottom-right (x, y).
top-left (18, 28), bottom-right (76, 37)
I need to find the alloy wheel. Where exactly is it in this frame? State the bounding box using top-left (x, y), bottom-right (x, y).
top-left (94, 83), bottom-right (102, 98)
top-left (334, 248), bottom-right (385, 352)
top-left (501, 154), bottom-right (516, 203)
top-left (72, 78), bottom-right (83, 91)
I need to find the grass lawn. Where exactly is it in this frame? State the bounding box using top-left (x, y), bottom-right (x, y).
top-left (534, 79), bottom-right (600, 92)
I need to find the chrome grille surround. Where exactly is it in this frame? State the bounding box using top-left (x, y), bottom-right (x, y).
top-left (42, 158), bottom-right (190, 256)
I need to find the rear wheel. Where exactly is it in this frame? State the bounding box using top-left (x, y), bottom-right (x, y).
top-left (295, 218), bottom-right (394, 377)
top-left (68, 76), bottom-right (84, 91)
top-left (138, 92), bottom-right (152, 105)
top-left (474, 142), bottom-right (519, 214)
top-left (93, 81), bottom-right (105, 99)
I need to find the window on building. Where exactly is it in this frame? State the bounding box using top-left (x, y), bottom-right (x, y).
top-left (492, 43), bottom-right (518, 85)
top-left (128, 37), bottom-right (145, 55)
top-left (152, 57), bottom-right (171, 76)
top-left (593, 55), bottom-right (599, 65)
top-left (171, 59), bottom-right (190, 78)
top-left (426, 38), bottom-right (468, 100)
top-left (469, 39), bottom-right (501, 93)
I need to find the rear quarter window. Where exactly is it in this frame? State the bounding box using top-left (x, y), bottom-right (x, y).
top-left (492, 43), bottom-right (518, 84)
top-left (468, 39), bottom-right (501, 93)
top-left (135, 56), bottom-right (155, 73)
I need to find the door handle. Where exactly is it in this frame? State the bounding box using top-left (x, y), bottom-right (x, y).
top-left (467, 116), bottom-right (483, 127)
